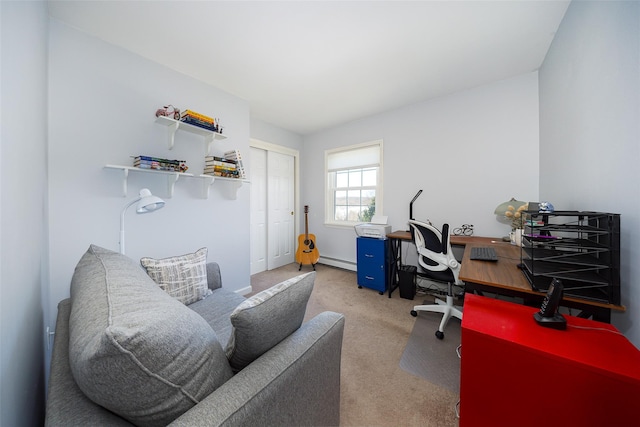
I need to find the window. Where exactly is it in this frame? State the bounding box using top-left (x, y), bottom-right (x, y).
top-left (325, 141), bottom-right (383, 225)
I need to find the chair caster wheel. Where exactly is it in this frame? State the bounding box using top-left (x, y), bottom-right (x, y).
top-left (435, 330), bottom-right (444, 340)
top-left (410, 310), bottom-right (417, 317)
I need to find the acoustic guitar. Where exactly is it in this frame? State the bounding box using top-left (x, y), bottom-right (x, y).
top-left (295, 205), bottom-right (320, 270)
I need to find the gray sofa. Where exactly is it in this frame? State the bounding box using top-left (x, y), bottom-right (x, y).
top-left (45, 245), bottom-right (345, 426)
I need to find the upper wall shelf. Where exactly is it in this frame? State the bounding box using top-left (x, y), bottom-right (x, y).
top-left (155, 116), bottom-right (227, 154)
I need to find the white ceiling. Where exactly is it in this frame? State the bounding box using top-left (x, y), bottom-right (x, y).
top-left (47, 0), bottom-right (570, 135)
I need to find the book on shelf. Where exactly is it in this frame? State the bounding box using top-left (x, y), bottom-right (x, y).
top-left (223, 150), bottom-right (246, 179)
top-left (180, 109), bottom-right (215, 123)
top-left (202, 168), bottom-right (240, 178)
top-left (131, 156), bottom-right (188, 172)
top-left (205, 156), bottom-right (237, 169)
top-left (180, 116), bottom-right (217, 131)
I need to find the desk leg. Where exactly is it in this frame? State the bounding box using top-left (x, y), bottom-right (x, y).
top-left (388, 238), bottom-right (401, 298)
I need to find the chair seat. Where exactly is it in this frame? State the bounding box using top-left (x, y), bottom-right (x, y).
top-left (417, 261), bottom-right (455, 283)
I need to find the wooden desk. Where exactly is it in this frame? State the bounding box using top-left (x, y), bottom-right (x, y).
top-left (386, 231), bottom-right (625, 322)
top-left (385, 230), bottom-right (473, 298)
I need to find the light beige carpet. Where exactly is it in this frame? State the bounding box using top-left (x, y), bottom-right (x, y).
top-left (250, 263), bottom-right (460, 427)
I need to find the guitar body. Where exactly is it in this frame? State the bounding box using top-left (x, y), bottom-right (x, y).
top-left (296, 206), bottom-right (320, 270)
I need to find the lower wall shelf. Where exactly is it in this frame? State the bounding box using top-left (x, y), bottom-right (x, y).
top-left (105, 165), bottom-right (248, 199)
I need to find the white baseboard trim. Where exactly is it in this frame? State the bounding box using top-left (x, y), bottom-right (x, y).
top-left (236, 285), bottom-right (252, 296)
top-left (318, 256), bottom-right (357, 272)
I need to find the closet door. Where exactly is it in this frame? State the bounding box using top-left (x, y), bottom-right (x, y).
top-left (250, 147), bottom-right (267, 274)
top-left (250, 146), bottom-right (295, 274)
top-left (266, 150), bottom-right (295, 269)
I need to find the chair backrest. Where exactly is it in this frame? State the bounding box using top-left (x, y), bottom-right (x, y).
top-left (408, 219), bottom-right (461, 285)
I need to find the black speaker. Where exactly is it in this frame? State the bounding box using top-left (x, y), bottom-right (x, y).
top-left (398, 265), bottom-right (417, 300)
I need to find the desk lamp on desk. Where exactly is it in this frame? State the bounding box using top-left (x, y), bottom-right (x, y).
top-left (408, 189), bottom-right (423, 230)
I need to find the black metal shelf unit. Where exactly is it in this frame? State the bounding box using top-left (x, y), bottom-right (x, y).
top-left (520, 211), bottom-right (620, 304)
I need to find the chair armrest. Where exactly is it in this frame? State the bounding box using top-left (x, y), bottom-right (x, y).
top-left (45, 300), bottom-right (133, 426)
top-left (169, 311), bottom-right (345, 427)
top-left (207, 262), bottom-right (222, 290)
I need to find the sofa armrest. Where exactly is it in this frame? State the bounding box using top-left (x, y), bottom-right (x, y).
top-left (207, 262), bottom-right (222, 290)
top-left (45, 299), bottom-right (132, 426)
top-left (169, 311), bottom-right (345, 427)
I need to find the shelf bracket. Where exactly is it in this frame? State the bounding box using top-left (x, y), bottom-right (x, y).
top-left (121, 168), bottom-right (129, 197)
top-left (228, 180), bottom-right (243, 200)
top-left (166, 173), bottom-right (179, 198)
top-left (204, 134), bottom-right (214, 156)
top-left (167, 120), bottom-right (179, 150)
top-left (221, 179), bottom-right (244, 200)
top-left (201, 175), bottom-right (215, 198)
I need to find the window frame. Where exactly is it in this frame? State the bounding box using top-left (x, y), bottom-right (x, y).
top-left (324, 140), bottom-right (383, 227)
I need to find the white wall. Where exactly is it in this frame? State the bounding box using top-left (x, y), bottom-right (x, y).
top-left (47, 21), bottom-right (252, 338)
top-left (302, 72), bottom-right (540, 266)
top-left (0, 1), bottom-right (48, 425)
top-left (538, 1), bottom-right (640, 345)
top-left (251, 117), bottom-right (303, 152)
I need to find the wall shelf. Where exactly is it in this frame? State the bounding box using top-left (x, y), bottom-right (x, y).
top-left (199, 175), bottom-right (249, 200)
top-left (155, 116), bottom-right (227, 154)
top-left (105, 165), bottom-right (192, 198)
top-left (105, 165), bottom-right (248, 199)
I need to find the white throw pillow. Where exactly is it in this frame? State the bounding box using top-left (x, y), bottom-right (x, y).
top-left (140, 247), bottom-right (211, 305)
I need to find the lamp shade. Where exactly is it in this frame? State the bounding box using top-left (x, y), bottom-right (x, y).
top-left (494, 198), bottom-right (526, 216)
top-left (120, 188), bottom-right (165, 254)
top-left (135, 188), bottom-right (165, 213)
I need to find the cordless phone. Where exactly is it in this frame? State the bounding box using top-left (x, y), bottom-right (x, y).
top-left (534, 278), bottom-right (567, 330)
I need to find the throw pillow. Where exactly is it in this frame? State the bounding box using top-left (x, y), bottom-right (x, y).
top-left (225, 271), bottom-right (315, 372)
top-left (140, 247), bottom-right (211, 305)
top-left (69, 245), bottom-right (233, 426)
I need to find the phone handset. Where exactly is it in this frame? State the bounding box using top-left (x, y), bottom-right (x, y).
top-left (534, 278), bottom-right (567, 330)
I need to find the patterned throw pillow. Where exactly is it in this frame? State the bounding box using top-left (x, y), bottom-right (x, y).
top-left (140, 248), bottom-right (211, 305)
top-left (225, 272), bottom-right (315, 372)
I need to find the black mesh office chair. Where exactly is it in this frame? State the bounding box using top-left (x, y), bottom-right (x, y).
top-left (408, 219), bottom-right (463, 339)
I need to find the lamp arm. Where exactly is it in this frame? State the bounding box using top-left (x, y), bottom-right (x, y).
top-left (119, 197), bottom-right (140, 254)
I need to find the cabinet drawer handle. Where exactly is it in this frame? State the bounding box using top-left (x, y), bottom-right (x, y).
top-left (365, 276), bottom-right (375, 280)
top-left (365, 254), bottom-right (374, 258)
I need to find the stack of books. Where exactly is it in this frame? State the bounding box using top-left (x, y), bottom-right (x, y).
top-left (180, 109), bottom-right (220, 133)
top-left (223, 150), bottom-right (246, 179)
top-left (132, 156), bottom-right (188, 172)
top-left (203, 156), bottom-right (240, 178)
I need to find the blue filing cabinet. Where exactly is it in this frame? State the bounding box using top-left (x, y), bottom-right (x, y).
top-left (356, 237), bottom-right (389, 295)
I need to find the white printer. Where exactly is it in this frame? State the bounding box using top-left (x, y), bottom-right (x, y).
top-left (354, 215), bottom-right (392, 239)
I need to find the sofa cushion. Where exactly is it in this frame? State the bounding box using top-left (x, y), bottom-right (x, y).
top-left (140, 247), bottom-right (211, 305)
top-left (69, 245), bottom-right (233, 427)
top-left (225, 271), bottom-right (315, 372)
top-left (189, 287), bottom-right (246, 347)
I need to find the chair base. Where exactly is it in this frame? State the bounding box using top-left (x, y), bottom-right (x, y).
top-left (410, 295), bottom-right (463, 340)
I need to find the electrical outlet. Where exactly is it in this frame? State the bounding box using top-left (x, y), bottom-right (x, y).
top-left (46, 326), bottom-right (55, 351)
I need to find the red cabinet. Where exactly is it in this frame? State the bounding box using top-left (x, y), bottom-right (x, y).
top-left (460, 294), bottom-right (640, 427)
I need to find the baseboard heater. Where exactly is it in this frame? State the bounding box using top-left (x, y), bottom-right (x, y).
top-left (318, 256), bottom-right (357, 272)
